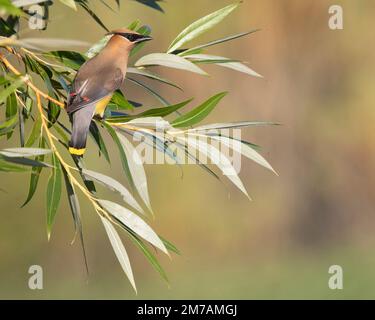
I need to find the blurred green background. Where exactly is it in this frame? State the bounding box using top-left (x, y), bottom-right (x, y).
top-left (1, 0), bottom-right (375, 299)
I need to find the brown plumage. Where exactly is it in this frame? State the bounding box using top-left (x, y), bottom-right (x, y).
top-left (67, 29), bottom-right (152, 156)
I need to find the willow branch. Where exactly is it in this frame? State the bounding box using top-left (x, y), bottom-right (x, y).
top-left (0, 53), bottom-right (65, 108)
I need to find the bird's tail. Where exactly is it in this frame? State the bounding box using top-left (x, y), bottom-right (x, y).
top-left (69, 104), bottom-right (96, 156)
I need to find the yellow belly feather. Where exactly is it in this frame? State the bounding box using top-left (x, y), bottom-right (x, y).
top-left (95, 94), bottom-right (113, 118)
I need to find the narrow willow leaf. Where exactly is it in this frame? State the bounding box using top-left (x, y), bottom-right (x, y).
top-left (99, 200), bottom-right (168, 256)
top-left (127, 20), bottom-right (140, 31)
top-left (190, 121), bottom-right (279, 132)
top-left (126, 116), bottom-right (171, 129)
top-left (135, 0), bottom-right (164, 12)
top-left (0, 115), bottom-right (17, 136)
top-left (99, 0), bottom-right (115, 11)
top-left (172, 92), bottom-right (227, 128)
top-left (17, 105), bottom-right (24, 148)
top-left (82, 169), bottom-right (144, 214)
top-left (53, 122), bottom-right (70, 144)
top-left (47, 51), bottom-right (86, 70)
top-left (0, 76), bottom-right (24, 105)
top-left (0, 148), bottom-right (52, 158)
top-left (177, 135), bottom-right (250, 199)
top-left (110, 90), bottom-right (135, 111)
top-left (127, 230), bottom-right (169, 283)
top-left (77, 1), bottom-right (109, 32)
top-left (62, 167), bottom-right (88, 274)
top-left (216, 61), bottom-right (262, 78)
top-left (127, 67), bottom-right (182, 90)
top-left (0, 155), bottom-right (51, 168)
top-left (143, 131), bottom-right (183, 166)
top-left (203, 135), bottom-right (277, 175)
top-left (0, 158), bottom-right (28, 172)
top-left (160, 236), bottom-right (181, 255)
top-left (180, 29), bottom-right (260, 56)
top-left (102, 122), bottom-right (133, 185)
top-left (46, 153), bottom-right (62, 239)
top-left (116, 133), bottom-right (153, 214)
top-left (59, 0), bottom-right (77, 10)
top-left (167, 2), bottom-right (240, 53)
top-left (185, 54), bottom-right (262, 77)
top-left (25, 117), bottom-right (42, 147)
top-left (183, 53), bottom-right (235, 62)
top-left (173, 140), bottom-right (221, 181)
top-left (135, 53), bottom-right (207, 75)
top-left (89, 122), bottom-right (110, 163)
top-left (100, 215), bottom-right (137, 293)
top-left (126, 77), bottom-right (169, 106)
top-left (6, 92), bottom-right (17, 139)
top-left (22, 138), bottom-right (45, 207)
top-left (72, 156), bottom-right (96, 193)
top-left (107, 99), bottom-right (192, 123)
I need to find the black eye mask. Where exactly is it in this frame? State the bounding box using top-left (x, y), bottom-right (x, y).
top-left (108, 32), bottom-right (148, 42)
top-left (123, 33), bottom-right (144, 42)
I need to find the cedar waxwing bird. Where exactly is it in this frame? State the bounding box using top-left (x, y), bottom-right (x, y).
top-left (66, 28), bottom-right (152, 156)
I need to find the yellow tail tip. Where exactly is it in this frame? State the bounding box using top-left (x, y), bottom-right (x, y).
top-left (69, 147), bottom-right (86, 156)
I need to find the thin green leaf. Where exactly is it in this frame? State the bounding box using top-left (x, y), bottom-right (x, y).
top-left (160, 236), bottom-right (181, 255)
top-left (6, 92), bottom-right (17, 139)
top-left (82, 169), bottom-right (144, 214)
top-left (177, 135), bottom-right (250, 199)
top-left (110, 90), bottom-right (135, 111)
top-left (189, 121), bottom-right (279, 131)
top-left (89, 122), bottom-right (110, 163)
top-left (22, 138), bottom-right (45, 207)
top-left (106, 98), bottom-right (192, 123)
top-left (102, 122), bottom-right (133, 185)
top-left (126, 77), bottom-right (169, 106)
top-left (0, 76), bottom-right (24, 105)
top-left (77, 1), bottom-right (109, 32)
top-left (167, 2), bottom-right (240, 53)
top-left (0, 158), bottom-right (28, 172)
top-left (25, 116), bottom-right (42, 147)
top-left (127, 67), bottom-right (182, 90)
top-left (204, 134), bottom-right (277, 175)
top-left (0, 115), bottom-right (17, 136)
top-left (0, 147), bottom-right (52, 158)
top-left (0, 155), bottom-right (51, 168)
top-left (180, 29), bottom-right (260, 56)
top-left (127, 230), bottom-right (169, 283)
top-left (18, 105), bottom-right (25, 147)
top-left (135, 53), bottom-right (207, 76)
top-left (62, 167), bottom-right (88, 275)
top-left (99, 200), bottom-right (168, 255)
top-left (100, 215), bottom-right (137, 293)
top-left (116, 133), bottom-right (153, 214)
top-left (46, 153), bottom-right (62, 239)
top-left (185, 54), bottom-right (262, 77)
top-left (134, 0), bottom-right (164, 13)
top-left (172, 92), bottom-right (227, 128)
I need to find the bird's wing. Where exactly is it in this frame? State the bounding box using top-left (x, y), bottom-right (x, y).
top-left (67, 61), bottom-right (124, 114)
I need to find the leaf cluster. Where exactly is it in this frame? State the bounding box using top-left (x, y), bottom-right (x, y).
top-left (0, 1), bottom-right (277, 291)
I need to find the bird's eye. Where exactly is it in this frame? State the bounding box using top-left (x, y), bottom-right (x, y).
top-left (125, 33), bottom-right (138, 42)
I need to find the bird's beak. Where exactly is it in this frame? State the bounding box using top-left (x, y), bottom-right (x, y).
top-left (134, 35), bottom-right (153, 44)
